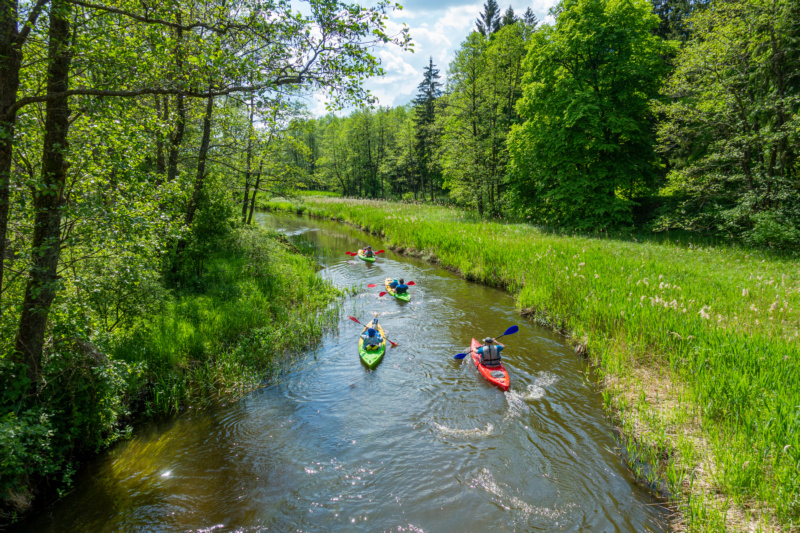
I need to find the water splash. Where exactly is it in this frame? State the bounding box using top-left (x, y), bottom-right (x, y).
top-left (433, 422), bottom-right (494, 438)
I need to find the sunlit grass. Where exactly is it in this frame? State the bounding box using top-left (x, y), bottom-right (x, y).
top-left (299, 197), bottom-right (800, 528)
top-left (113, 227), bottom-right (341, 414)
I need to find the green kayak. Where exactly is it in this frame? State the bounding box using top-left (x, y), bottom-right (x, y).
top-left (357, 249), bottom-right (376, 263)
top-left (384, 278), bottom-right (410, 302)
top-left (359, 323), bottom-right (386, 368)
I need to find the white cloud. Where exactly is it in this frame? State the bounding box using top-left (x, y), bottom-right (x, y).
top-left (308, 0), bottom-right (559, 115)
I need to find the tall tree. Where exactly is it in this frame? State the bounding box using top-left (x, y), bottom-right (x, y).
top-left (412, 57), bottom-right (443, 201)
top-left (0, 0), bottom-right (47, 313)
top-left (508, 0), bottom-right (673, 230)
top-left (476, 0), bottom-right (501, 36)
top-left (523, 7), bottom-right (538, 28)
top-left (501, 6), bottom-right (517, 26)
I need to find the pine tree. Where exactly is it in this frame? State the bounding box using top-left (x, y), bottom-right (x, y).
top-left (476, 0), bottom-right (501, 36)
top-left (501, 6), bottom-right (517, 26)
top-left (412, 57), bottom-right (443, 201)
top-left (523, 7), bottom-right (538, 29)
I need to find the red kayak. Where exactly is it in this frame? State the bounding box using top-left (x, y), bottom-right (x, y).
top-left (471, 338), bottom-right (510, 391)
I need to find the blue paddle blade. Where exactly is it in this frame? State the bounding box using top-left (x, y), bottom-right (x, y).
top-left (453, 352), bottom-right (469, 359)
top-left (503, 325), bottom-right (519, 336)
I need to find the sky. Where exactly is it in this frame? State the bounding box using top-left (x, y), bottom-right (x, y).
top-left (306, 0), bottom-right (559, 115)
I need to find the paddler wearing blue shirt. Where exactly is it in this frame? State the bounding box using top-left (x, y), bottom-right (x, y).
top-left (394, 278), bottom-right (409, 294)
top-left (476, 337), bottom-right (504, 367)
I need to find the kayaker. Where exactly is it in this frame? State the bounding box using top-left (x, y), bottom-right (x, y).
top-left (395, 278), bottom-right (409, 294)
top-left (364, 246), bottom-right (375, 258)
top-left (476, 337), bottom-right (504, 367)
top-left (389, 278), bottom-right (399, 289)
top-left (361, 318), bottom-right (382, 347)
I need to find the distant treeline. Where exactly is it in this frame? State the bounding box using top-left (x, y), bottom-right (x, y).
top-left (290, 0), bottom-right (800, 249)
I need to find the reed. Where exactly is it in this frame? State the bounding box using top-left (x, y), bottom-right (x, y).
top-left (298, 197), bottom-right (799, 530)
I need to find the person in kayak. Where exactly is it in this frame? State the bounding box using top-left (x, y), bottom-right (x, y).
top-left (394, 278), bottom-right (409, 294)
top-left (363, 246), bottom-right (375, 258)
top-left (361, 318), bottom-right (382, 347)
top-left (389, 278), bottom-right (399, 289)
top-left (476, 337), bottom-right (504, 367)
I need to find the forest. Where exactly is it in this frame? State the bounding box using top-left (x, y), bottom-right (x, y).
top-left (294, 0), bottom-right (800, 248)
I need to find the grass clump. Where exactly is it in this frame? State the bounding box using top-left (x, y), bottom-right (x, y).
top-left (302, 197), bottom-right (800, 530)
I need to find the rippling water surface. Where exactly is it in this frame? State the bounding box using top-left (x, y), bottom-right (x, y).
top-left (18, 212), bottom-right (668, 532)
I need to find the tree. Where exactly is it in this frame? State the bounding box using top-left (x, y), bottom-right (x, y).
top-left (655, 0), bottom-right (800, 246)
top-left (508, 0), bottom-right (673, 230)
top-left (412, 57), bottom-right (443, 201)
top-left (501, 6), bottom-right (517, 27)
top-left (440, 23), bottom-right (527, 214)
top-left (523, 7), bottom-right (538, 29)
top-left (476, 0), bottom-right (501, 36)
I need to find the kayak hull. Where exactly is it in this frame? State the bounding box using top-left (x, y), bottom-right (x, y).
top-left (384, 278), bottom-right (411, 302)
top-left (357, 249), bottom-right (376, 263)
top-left (470, 338), bottom-right (510, 391)
top-left (359, 323), bottom-right (386, 368)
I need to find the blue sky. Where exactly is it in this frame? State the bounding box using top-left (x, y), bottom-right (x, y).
top-left (307, 0), bottom-right (558, 114)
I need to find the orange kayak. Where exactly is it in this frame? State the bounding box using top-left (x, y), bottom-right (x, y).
top-left (471, 338), bottom-right (510, 391)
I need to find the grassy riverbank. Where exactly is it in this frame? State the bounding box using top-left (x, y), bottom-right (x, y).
top-left (0, 226), bottom-right (340, 521)
top-left (267, 197), bottom-right (799, 531)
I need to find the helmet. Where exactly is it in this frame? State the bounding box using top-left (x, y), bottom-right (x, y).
top-left (483, 337), bottom-right (494, 343)
top-left (368, 328), bottom-right (377, 337)
top-left (367, 245), bottom-right (372, 249)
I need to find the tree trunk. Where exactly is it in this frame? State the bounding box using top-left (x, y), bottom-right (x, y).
top-left (247, 160), bottom-right (263, 225)
top-left (0, 0), bottom-right (31, 313)
top-left (242, 94), bottom-right (254, 223)
top-left (174, 93), bottom-right (213, 262)
top-left (14, 0), bottom-right (72, 380)
top-left (166, 21), bottom-right (185, 182)
top-left (155, 95), bottom-right (167, 176)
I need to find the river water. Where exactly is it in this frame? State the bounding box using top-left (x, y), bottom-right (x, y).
top-left (18, 212), bottom-right (668, 532)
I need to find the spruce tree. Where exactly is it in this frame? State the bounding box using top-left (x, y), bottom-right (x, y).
top-left (476, 0), bottom-right (501, 36)
top-left (523, 7), bottom-right (538, 29)
top-left (501, 6), bottom-right (517, 26)
top-left (412, 57), bottom-right (443, 200)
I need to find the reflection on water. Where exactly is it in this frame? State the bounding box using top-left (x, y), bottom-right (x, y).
top-left (17, 212), bottom-right (669, 532)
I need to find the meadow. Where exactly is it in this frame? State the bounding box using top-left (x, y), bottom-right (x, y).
top-left (265, 197), bottom-right (800, 531)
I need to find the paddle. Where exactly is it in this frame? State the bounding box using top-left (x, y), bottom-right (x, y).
top-left (347, 316), bottom-right (399, 347)
top-left (453, 325), bottom-right (519, 359)
top-left (346, 249), bottom-right (385, 256)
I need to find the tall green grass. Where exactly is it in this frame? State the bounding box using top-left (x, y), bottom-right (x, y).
top-left (113, 226), bottom-right (341, 413)
top-left (302, 197), bottom-right (800, 529)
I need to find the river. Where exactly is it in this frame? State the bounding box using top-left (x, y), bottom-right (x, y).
top-left (17, 212), bottom-right (669, 532)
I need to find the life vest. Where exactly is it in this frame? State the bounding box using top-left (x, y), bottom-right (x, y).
top-left (481, 344), bottom-right (501, 366)
top-left (395, 284), bottom-right (408, 294)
